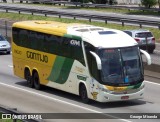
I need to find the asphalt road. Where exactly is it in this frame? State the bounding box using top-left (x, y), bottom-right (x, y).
top-left (0, 54), bottom-right (160, 122)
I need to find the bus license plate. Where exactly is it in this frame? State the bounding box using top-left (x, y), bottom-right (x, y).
top-left (121, 96), bottom-right (129, 100)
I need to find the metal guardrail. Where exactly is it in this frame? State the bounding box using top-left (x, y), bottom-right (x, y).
top-left (0, 5), bottom-right (160, 29)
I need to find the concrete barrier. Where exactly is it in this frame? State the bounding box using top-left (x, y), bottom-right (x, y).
top-left (144, 63), bottom-right (160, 73)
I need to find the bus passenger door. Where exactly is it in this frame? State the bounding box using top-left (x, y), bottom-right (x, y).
top-left (84, 42), bottom-right (101, 100)
top-left (88, 55), bottom-right (101, 100)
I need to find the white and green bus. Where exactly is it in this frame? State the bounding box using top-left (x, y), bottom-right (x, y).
top-left (12, 20), bottom-right (151, 103)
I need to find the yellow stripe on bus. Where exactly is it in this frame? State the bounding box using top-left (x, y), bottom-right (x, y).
top-left (105, 85), bottom-right (128, 91)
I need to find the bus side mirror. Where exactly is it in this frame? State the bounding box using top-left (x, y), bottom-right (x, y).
top-left (140, 49), bottom-right (151, 65)
top-left (90, 51), bottom-right (102, 70)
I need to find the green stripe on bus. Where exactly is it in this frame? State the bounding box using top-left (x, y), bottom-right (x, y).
top-left (63, 34), bottom-right (82, 41)
top-left (47, 56), bottom-right (74, 84)
top-left (47, 56), bottom-right (65, 82)
top-left (133, 82), bottom-right (142, 89)
top-left (126, 82), bottom-right (142, 90)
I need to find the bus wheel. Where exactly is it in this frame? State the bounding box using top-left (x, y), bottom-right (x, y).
top-left (33, 72), bottom-right (41, 90)
top-left (80, 84), bottom-right (89, 103)
top-left (148, 49), bottom-right (154, 54)
top-left (25, 69), bottom-right (33, 88)
top-left (6, 51), bottom-right (10, 54)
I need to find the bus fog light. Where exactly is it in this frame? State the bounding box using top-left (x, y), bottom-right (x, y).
top-left (104, 96), bottom-right (109, 100)
top-left (140, 93), bottom-right (143, 96)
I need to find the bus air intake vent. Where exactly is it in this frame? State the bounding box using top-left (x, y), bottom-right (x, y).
top-left (98, 31), bottom-right (116, 35)
top-left (76, 29), bottom-right (89, 32)
top-left (90, 28), bottom-right (103, 31)
top-left (35, 21), bottom-right (51, 24)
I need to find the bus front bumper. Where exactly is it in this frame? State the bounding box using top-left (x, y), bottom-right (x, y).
top-left (97, 88), bottom-right (144, 102)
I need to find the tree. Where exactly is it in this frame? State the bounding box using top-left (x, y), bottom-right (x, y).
top-left (71, 0), bottom-right (90, 3)
top-left (141, 0), bottom-right (157, 8)
top-left (92, 0), bottom-right (109, 4)
top-left (71, 0), bottom-right (116, 4)
top-left (158, 0), bottom-right (160, 9)
top-left (2, 0), bottom-right (7, 2)
top-left (109, 0), bottom-right (117, 5)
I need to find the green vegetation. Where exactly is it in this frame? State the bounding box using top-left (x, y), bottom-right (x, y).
top-left (0, 12), bottom-right (160, 42)
top-left (0, 119), bottom-right (22, 122)
top-left (141, 0), bottom-right (157, 8)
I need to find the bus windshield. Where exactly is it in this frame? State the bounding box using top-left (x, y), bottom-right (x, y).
top-left (98, 46), bottom-right (143, 86)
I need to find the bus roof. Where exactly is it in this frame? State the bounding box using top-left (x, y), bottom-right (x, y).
top-left (13, 20), bottom-right (137, 48)
top-left (12, 20), bottom-right (82, 36)
top-left (67, 24), bottom-right (138, 48)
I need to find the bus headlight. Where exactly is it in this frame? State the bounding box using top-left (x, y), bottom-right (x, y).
top-left (101, 88), bottom-right (109, 92)
top-left (98, 86), bottom-right (111, 93)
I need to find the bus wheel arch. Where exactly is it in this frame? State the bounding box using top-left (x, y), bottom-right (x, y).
top-left (79, 82), bottom-right (89, 103)
top-left (24, 67), bottom-right (33, 88)
top-left (32, 69), bottom-right (41, 90)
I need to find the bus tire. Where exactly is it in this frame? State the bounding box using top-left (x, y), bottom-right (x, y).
top-left (79, 84), bottom-right (89, 103)
top-left (6, 51), bottom-right (10, 54)
top-left (25, 69), bottom-right (33, 88)
top-left (148, 49), bottom-right (154, 54)
top-left (33, 71), bottom-right (41, 90)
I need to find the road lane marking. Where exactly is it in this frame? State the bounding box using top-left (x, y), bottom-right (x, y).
top-left (0, 82), bottom-right (130, 122)
top-left (145, 80), bottom-right (160, 86)
top-left (156, 43), bottom-right (160, 45)
top-left (154, 50), bottom-right (160, 53)
top-left (8, 65), bottom-right (13, 68)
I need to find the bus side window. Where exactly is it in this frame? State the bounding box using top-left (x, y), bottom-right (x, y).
top-left (61, 37), bottom-right (71, 58)
top-left (28, 31), bottom-right (36, 50)
top-left (12, 28), bottom-right (20, 46)
top-left (19, 29), bottom-right (28, 47)
top-left (69, 38), bottom-right (85, 66)
top-left (44, 34), bottom-right (57, 53)
top-left (36, 32), bottom-right (44, 51)
top-left (44, 34), bottom-right (50, 52)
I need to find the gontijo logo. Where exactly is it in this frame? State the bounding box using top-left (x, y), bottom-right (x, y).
top-left (26, 51), bottom-right (48, 63)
